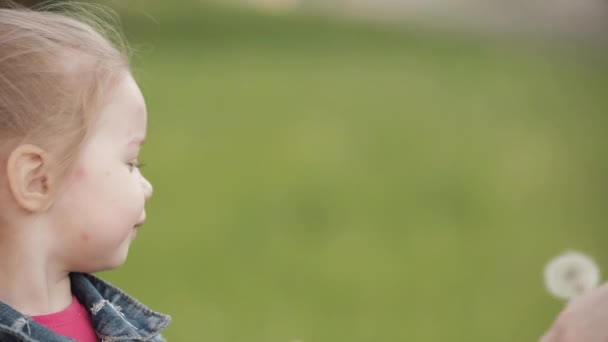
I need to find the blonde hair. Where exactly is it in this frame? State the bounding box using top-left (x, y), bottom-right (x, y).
top-left (0, 1), bottom-right (130, 177)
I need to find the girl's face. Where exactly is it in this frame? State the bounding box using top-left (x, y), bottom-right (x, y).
top-left (49, 73), bottom-right (153, 272)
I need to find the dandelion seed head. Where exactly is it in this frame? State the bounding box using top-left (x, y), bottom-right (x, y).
top-left (544, 251), bottom-right (600, 300)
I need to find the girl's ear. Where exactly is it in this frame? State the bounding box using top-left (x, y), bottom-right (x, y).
top-left (6, 144), bottom-right (56, 212)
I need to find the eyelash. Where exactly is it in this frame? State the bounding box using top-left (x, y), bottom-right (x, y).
top-left (128, 162), bottom-right (146, 172)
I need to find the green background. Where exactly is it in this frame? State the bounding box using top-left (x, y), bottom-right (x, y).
top-left (97, 1), bottom-right (608, 341)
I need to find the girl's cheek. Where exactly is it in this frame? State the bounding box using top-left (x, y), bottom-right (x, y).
top-left (80, 231), bottom-right (90, 242)
top-left (72, 166), bottom-right (87, 182)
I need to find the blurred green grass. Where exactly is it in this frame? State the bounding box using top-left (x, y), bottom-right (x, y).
top-left (99, 2), bottom-right (608, 341)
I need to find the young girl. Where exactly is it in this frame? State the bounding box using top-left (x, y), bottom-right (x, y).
top-left (0, 4), bottom-right (171, 342)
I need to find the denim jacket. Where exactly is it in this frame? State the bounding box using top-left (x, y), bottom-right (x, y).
top-left (0, 273), bottom-right (171, 342)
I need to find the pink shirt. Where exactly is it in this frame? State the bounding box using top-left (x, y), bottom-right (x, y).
top-left (32, 295), bottom-right (98, 342)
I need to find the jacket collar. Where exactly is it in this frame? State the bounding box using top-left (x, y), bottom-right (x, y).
top-left (0, 273), bottom-right (171, 341)
top-left (71, 273), bottom-right (171, 340)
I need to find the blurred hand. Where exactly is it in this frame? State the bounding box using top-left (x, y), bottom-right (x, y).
top-left (540, 282), bottom-right (608, 342)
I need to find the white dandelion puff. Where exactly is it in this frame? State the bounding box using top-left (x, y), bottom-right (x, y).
top-left (544, 251), bottom-right (600, 300)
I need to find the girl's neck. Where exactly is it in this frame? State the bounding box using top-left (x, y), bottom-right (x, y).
top-left (0, 222), bottom-right (72, 316)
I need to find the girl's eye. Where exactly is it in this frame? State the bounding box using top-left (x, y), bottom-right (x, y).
top-left (128, 162), bottom-right (146, 172)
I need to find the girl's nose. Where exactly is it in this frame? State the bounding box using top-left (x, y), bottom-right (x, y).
top-left (142, 176), bottom-right (153, 201)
